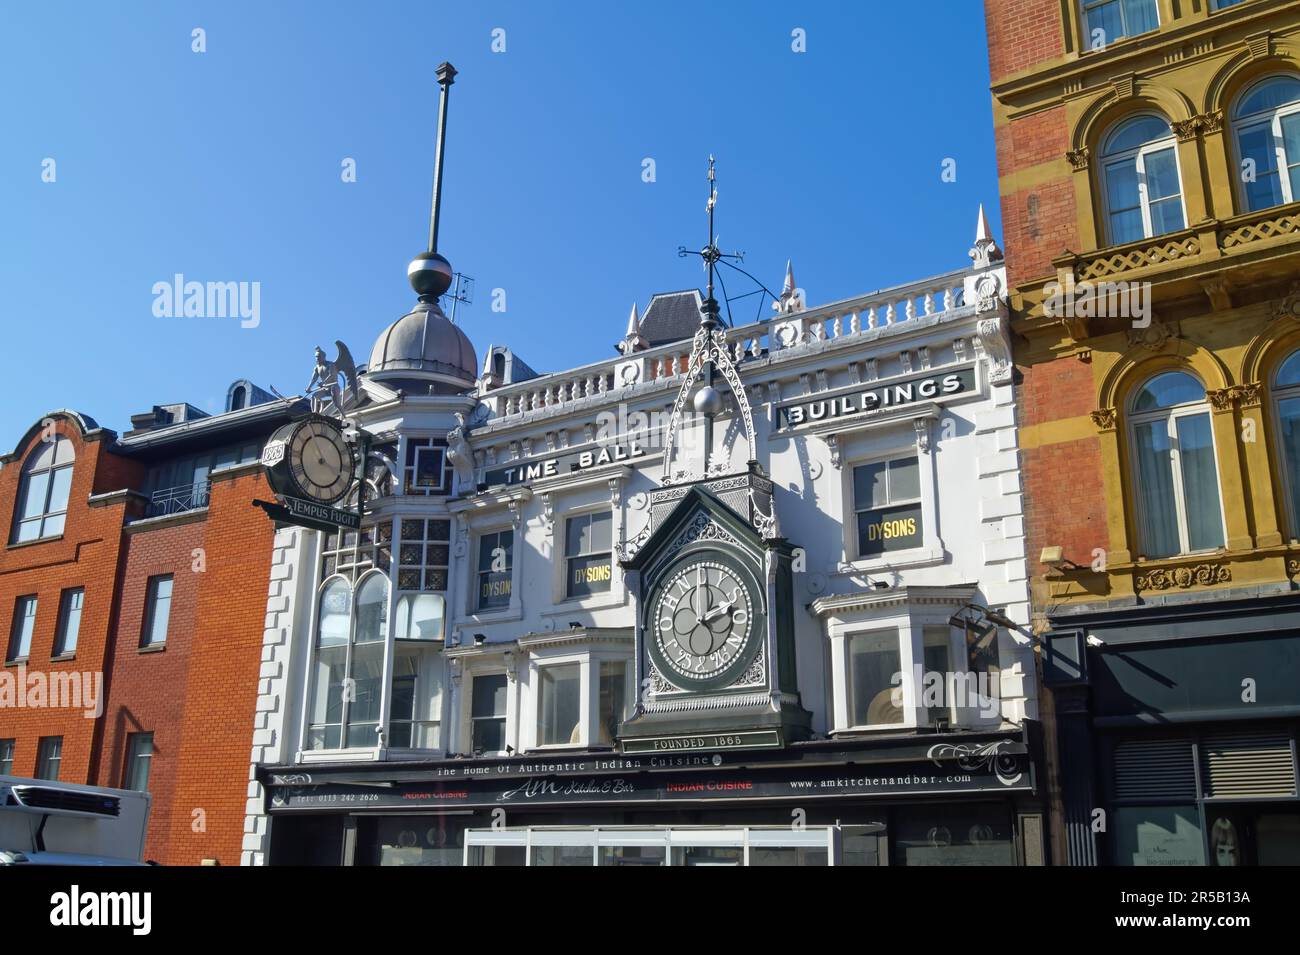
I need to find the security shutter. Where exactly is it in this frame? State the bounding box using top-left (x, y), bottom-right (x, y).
top-left (1112, 738), bottom-right (1197, 801)
top-left (1199, 732), bottom-right (1297, 798)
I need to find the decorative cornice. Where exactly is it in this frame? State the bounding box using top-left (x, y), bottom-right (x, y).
top-left (1135, 563), bottom-right (1231, 592)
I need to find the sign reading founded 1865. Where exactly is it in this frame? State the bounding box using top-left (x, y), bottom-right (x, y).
top-left (778, 366), bottom-right (977, 429)
top-left (484, 442), bottom-right (647, 488)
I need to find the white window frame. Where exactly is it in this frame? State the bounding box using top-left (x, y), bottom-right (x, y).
top-left (520, 640), bottom-right (634, 752)
top-left (462, 666), bottom-right (514, 757)
top-left (1128, 380), bottom-right (1228, 558)
top-left (12, 435), bottom-right (74, 543)
top-left (1099, 115), bottom-right (1185, 245)
top-left (528, 651), bottom-right (589, 751)
top-left (52, 587), bottom-right (84, 658)
top-left (140, 575), bottom-right (173, 648)
top-left (472, 526), bottom-right (517, 615)
top-left (35, 736), bottom-right (62, 780)
top-left (836, 418), bottom-right (943, 573)
top-left (1080, 0), bottom-right (1160, 47)
top-left (1231, 78), bottom-right (1300, 212)
top-left (815, 588), bottom-right (998, 734)
top-left (7, 595), bottom-right (37, 662)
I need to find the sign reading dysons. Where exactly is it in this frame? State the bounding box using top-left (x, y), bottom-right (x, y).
top-left (778, 366), bottom-right (976, 429)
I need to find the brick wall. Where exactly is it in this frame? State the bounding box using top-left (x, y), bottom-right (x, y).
top-left (985, 0), bottom-right (1066, 84)
top-left (166, 467), bottom-right (278, 865)
top-left (95, 517), bottom-right (206, 863)
top-left (0, 418), bottom-right (139, 783)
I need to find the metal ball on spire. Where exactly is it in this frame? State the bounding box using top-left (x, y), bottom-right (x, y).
top-left (408, 251), bottom-right (454, 299)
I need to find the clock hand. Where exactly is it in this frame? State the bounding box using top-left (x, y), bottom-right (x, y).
top-left (701, 602), bottom-right (733, 624)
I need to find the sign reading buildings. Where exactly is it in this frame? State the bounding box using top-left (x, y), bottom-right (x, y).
top-left (778, 366), bottom-right (976, 429)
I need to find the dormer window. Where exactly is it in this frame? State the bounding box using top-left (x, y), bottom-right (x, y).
top-left (12, 435), bottom-right (74, 543)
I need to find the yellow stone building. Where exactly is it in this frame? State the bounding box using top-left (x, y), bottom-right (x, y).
top-left (987, 0), bottom-right (1300, 864)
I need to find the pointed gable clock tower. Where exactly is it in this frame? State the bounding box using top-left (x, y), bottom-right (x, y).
top-left (618, 159), bottom-right (811, 754)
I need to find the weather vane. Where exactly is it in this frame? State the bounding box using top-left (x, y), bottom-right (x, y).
top-left (677, 156), bottom-right (778, 326)
top-left (661, 156), bottom-right (762, 484)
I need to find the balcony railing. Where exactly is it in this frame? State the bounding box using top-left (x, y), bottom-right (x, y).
top-left (147, 481), bottom-right (210, 517)
top-left (479, 265), bottom-right (973, 424)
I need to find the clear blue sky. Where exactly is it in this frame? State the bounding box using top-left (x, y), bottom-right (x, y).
top-left (0, 0), bottom-right (1001, 444)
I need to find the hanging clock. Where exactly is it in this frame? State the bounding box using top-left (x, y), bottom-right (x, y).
top-left (262, 415), bottom-right (358, 505)
top-left (646, 551), bottom-right (764, 692)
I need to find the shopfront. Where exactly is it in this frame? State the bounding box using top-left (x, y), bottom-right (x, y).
top-left (1043, 591), bottom-right (1300, 866)
top-left (260, 730), bottom-right (1042, 866)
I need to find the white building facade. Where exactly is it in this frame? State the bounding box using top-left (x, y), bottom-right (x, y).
top-left (242, 218), bottom-right (1045, 867)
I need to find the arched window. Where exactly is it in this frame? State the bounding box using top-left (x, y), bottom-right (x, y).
top-left (12, 435), bottom-right (75, 543)
top-left (1100, 115), bottom-right (1186, 245)
top-left (230, 385), bottom-right (247, 411)
top-left (1272, 349), bottom-right (1300, 538)
top-left (1129, 372), bottom-right (1226, 558)
top-left (1232, 75), bottom-right (1300, 211)
top-left (306, 572), bottom-right (389, 750)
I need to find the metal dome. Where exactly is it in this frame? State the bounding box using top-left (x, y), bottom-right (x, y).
top-left (367, 300), bottom-right (478, 388)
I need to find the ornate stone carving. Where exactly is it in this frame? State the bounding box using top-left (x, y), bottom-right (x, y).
top-left (1236, 382), bottom-right (1263, 408)
top-left (1172, 110), bottom-right (1223, 142)
top-left (1065, 146), bottom-right (1090, 171)
top-left (1127, 319), bottom-right (1178, 352)
top-left (1135, 563), bottom-right (1231, 591)
top-left (824, 433), bottom-right (841, 469)
top-left (1206, 388), bottom-right (1235, 412)
top-left (1090, 407), bottom-right (1117, 430)
top-left (975, 315), bottom-right (1014, 383)
top-left (914, 417), bottom-right (931, 453)
top-left (1271, 282), bottom-right (1300, 320)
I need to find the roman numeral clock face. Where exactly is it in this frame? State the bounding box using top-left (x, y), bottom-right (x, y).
top-left (649, 557), bottom-right (759, 691)
top-left (286, 418), bottom-right (355, 503)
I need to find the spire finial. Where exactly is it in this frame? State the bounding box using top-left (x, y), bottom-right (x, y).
top-left (970, 203), bottom-right (1003, 269)
top-left (625, 302), bottom-right (640, 336)
top-left (409, 62), bottom-right (458, 302)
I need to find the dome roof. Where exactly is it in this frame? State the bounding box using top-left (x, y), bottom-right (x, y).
top-left (367, 301), bottom-right (478, 388)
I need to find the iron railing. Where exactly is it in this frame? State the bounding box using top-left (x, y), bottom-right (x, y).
top-left (147, 480), bottom-right (210, 517)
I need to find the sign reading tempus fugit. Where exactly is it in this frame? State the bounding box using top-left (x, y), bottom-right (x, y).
top-left (256, 414), bottom-right (363, 532)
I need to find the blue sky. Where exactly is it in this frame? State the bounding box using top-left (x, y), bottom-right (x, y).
top-left (0, 0), bottom-right (1001, 443)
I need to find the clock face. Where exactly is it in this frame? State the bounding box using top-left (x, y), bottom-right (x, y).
top-left (649, 555), bottom-right (759, 690)
top-left (286, 418), bottom-right (355, 504)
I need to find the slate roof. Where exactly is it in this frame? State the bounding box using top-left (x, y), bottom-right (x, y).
top-left (637, 289), bottom-right (703, 347)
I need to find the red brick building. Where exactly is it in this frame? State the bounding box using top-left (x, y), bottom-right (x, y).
top-left (1, 385), bottom-right (300, 864)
